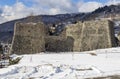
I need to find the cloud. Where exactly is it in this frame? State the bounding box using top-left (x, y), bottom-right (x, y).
top-left (0, 0), bottom-right (120, 24)
top-left (78, 2), bottom-right (103, 13)
top-left (0, 2), bottom-right (32, 23)
top-left (32, 0), bottom-right (78, 14)
top-left (0, 0), bottom-right (79, 23)
top-left (106, 0), bottom-right (120, 5)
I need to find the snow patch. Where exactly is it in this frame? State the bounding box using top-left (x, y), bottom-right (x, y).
top-left (0, 47), bottom-right (120, 79)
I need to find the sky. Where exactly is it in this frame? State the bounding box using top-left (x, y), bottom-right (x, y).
top-left (0, 0), bottom-right (120, 23)
top-left (0, 0), bottom-right (109, 7)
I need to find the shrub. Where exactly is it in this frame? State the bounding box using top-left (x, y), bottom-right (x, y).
top-left (9, 57), bottom-right (21, 65)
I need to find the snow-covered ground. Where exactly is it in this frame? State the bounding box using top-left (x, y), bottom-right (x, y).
top-left (0, 47), bottom-right (120, 79)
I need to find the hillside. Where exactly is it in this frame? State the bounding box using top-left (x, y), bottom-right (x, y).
top-left (0, 13), bottom-right (85, 32)
top-left (83, 4), bottom-right (120, 20)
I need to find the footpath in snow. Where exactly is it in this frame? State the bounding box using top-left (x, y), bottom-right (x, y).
top-left (0, 47), bottom-right (120, 79)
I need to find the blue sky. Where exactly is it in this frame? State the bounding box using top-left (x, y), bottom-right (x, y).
top-left (0, 0), bottom-right (33, 6)
top-left (0, 0), bottom-right (15, 6)
top-left (0, 0), bottom-right (109, 7)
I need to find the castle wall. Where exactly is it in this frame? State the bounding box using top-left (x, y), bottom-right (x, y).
top-left (66, 22), bottom-right (83, 51)
top-left (11, 22), bottom-right (45, 54)
top-left (66, 20), bottom-right (116, 52)
top-left (45, 36), bottom-right (74, 52)
top-left (118, 34), bottom-right (120, 45)
top-left (45, 29), bottom-right (74, 52)
top-left (10, 20), bottom-right (116, 54)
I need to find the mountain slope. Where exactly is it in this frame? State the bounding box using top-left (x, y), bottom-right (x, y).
top-left (0, 13), bottom-right (85, 31)
top-left (83, 4), bottom-right (120, 20)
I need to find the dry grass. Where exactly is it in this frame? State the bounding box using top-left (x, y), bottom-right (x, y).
top-left (89, 52), bottom-right (97, 56)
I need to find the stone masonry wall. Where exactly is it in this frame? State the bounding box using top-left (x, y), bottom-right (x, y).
top-left (11, 20), bottom-right (116, 54)
top-left (11, 22), bottom-right (45, 54)
top-left (66, 20), bottom-right (116, 52)
top-left (45, 29), bottom-right (74, 52)
top-left (45, 36), bottom-right (74, 52)
top-left (66, 22), bottom-right (83, 51)
top-left (118, 33), bottom-right (120, 45)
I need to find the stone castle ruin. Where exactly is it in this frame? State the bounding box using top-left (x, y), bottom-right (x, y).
top-left (10, 20), bottom-right (116, 54)
top-left (45, 30), bottom-right (75, 52)
top-left (66, 20), bottom-right (116, 51)
top-left (11, 22), bottom-right (46, 54)
top-left (117, 32), bottom-right (120, 45)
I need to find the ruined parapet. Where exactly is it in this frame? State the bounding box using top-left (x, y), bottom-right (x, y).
top-left (81, 20), bottom-right (116, 51)
top-left (45, 36), bottom-right (74, 52)
top-left (11, 22), bottom-right (45, 54)
top-left (66, 22), bottom-right (83, 51)
top-left (66, 20), bottom-right (116, 52)
top-left (45, 29), bottom-right (74, 52)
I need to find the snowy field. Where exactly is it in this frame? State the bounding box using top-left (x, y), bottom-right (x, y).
top-left (0, 47), bottom-right (120, 79)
